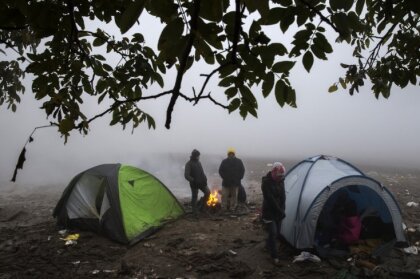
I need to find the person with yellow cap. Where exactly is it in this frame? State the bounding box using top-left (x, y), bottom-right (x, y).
top-left (218, 147), bottom-right (245, 212)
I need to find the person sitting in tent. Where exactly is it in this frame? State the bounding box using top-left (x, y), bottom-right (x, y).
top-left (184, 149), bottom-right (210, 217)
top-left (335, 199), bottom-right (362, 247)
top-left (261, 162), bottom-right (286, 265)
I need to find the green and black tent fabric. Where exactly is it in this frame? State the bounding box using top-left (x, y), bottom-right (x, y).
top-left (53, 164), bottom-right (184, 244)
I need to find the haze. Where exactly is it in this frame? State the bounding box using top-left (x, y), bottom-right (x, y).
top-left (1, 12), bottom-right (419, 193)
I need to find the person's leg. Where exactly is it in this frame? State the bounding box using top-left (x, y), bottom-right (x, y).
top-left (221, 187), bottom-right (229, 210)
top-left (190, 186), bottom-right (198, 214)
top-left (265, 221), bottom-right (279, 259)
top-left (230, 186), bottom-right (239, 211)
top-left (200, 185), bottom-right (211, 202)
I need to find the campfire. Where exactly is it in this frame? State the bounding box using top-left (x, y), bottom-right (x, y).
top-left (206, 190), bottom-right (220, 207)
top-left (199, 188), bottom-right (221, 213)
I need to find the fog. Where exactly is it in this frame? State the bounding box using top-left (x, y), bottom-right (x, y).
top-left (1, 12), bottom-right (419, 194)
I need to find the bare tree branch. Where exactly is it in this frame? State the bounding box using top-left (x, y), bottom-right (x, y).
top-left (165, 0), bottom-right (201, 129)
top-left (193, 0), bottom-right (243, 105)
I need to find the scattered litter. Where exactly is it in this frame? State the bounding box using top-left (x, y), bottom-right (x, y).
top-left (402, 246), bottom-right (418, 255)
top-left (407, 227), bottom-right (417, 233)
top-left (92, 269), bottom-right (100, 274)
top-left (159, 249), bottom-right (163, 254)
top-left (293, 251), bottom-right (321, 263)
top-left (62, 234), bottom-right (80, 241)
top-left (103, 270), bottom-right (116, 273)
top-left (406, 202), bottom-right (419, 207)
top-left (72, 261), bottom-right (80, 265)
top-left (185, 265), bottom-right (193, 271)
top-left (58, 230), bottom-right (68, 235)
top-left (143, 242), bottom-right (155, 248)
top-left (47, 236), bottom-right (52, 241)
top-left (228, 250), bottom-right (237, 256)
top-left (65, 240), bottom-right (77, 246)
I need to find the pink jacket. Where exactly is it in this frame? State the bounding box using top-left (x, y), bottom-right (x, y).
top-left (338, 216), bottom-right (362, 245)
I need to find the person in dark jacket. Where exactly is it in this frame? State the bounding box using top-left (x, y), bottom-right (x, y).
top-left (184, 149), bottom-right (210, 215)
top-left (261, 162), bottom-right (286, 265)
top-left (218, 147), bottom-right (245, 211)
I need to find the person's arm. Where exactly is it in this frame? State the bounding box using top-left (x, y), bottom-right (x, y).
top-left (239, 159), bottom-right (245, 179)
top-left (261, 180), bottom-right (283, 214)
top-left (184, 162), bottom-right (194, 182)
top-left (199, 162), bottom-right (207, 186)
top-left (279, 180), bottom-right (286, 218)
top-left (218, 160), bottom-right (225, 179)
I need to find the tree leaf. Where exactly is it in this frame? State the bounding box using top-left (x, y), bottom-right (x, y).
top-left (262, 72), bottom-right (274, 97)
top-left (225, 87), bottom-right (237, 99)
top-left (302, 51), bottom-right (314, 72)
top-left (328, 84), bottom-right (338, 93)
top-left (228, 98), bottom-right (241, 113)
top-left (158, 18), bottom-right (184, 51)
top-left (272, 61), bottom-right (296, 73)
top-left (116, 0), bottom-right (146, 34)
top-left (356, 0), bottom-right (365, 15)
top-left (275, 79), bottom-right (287, 107)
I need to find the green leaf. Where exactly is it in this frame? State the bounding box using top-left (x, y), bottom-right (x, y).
top-left (228, 98), bottom-right (241, 113)
top-left (330, 0), bottom-right (353, 11)
top-left (200, 0), bottom-right (225, 21)
top-left (280, 11), bottom-right (295, 33)
top-left (116, 0), bottom-right (146, 34)
top-left (275, 79), bottom-right (287, 107)
top-left (158, 18), bottom-right (184, 51)
top-left (302, 51), bottom-right (314, 73)
top-left (59, 118), bottom-right (74, 134)
top-left (311, 44), bottom-right (327, 60)
top-left (314, 33), bottom-right (333, 53)
top-left (146, 114), bottom-right (156, 129)
top-left (356, 0), bottom-right (365, 15)
top-left (328, 84), bottom-right (338, 93)
top-left (272, 61), bottom-right (296, 73)
top-left (339, 77), bottom-right (347, 89)
top-left (225, 87), bottom-right (238, 99)
top-left (219, 76), bottom-right (236, 87)
top-left (93, 37), bottom-right (106, 47)
top-left (260, 7), bottom-right (284, 25)
top-left (332, 12), bottom-right (350, 37)
top-left (262, 72), bottom-right (274, 97)
top-left (239, 85), bottom-right (257, 107)
top-left (269, 43), bottom-right (288, 56)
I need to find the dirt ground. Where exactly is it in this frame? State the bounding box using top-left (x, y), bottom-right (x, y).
top-left (1, 159), bottom-right (419, 279)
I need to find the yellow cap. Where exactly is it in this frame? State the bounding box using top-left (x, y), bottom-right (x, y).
top-left (227, 147), bottom-right (236, 155)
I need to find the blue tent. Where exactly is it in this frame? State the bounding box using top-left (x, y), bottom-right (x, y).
top-left (280, 155), bottom-right (406, 249)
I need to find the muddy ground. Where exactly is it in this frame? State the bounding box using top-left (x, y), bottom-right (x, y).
top-left (0, 159), bottom-right (419, 278)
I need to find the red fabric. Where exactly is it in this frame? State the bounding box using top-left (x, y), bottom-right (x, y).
top-left (338, 216), bottom-right (362, 245)
top-left (271, 163), bottom-right (285, 181)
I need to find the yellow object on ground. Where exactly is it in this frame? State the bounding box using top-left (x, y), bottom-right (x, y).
top-left (62, 233), bottom-right (80, 241)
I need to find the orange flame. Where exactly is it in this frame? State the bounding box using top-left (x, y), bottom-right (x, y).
top-left (206, 190), bottom-right (219, 207)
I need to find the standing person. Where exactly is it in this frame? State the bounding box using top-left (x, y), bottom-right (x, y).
top-left (218, 147), bottom-right (245, 212)
top-left (184, 149), bottom-right (210, 216)
top-left (261, 162), bottom-right (286, 265)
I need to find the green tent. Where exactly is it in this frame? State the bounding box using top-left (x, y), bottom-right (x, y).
top-left (53, 164), bottom-right (184, 244)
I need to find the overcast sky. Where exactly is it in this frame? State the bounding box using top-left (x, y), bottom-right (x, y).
top-left (1, 11), bottom-right (419, 189)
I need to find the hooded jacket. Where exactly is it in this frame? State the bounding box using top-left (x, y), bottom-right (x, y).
top-left (184, 157), bottom-right (207, 188)
top-left (261, 171), bottom-right (286, 221)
